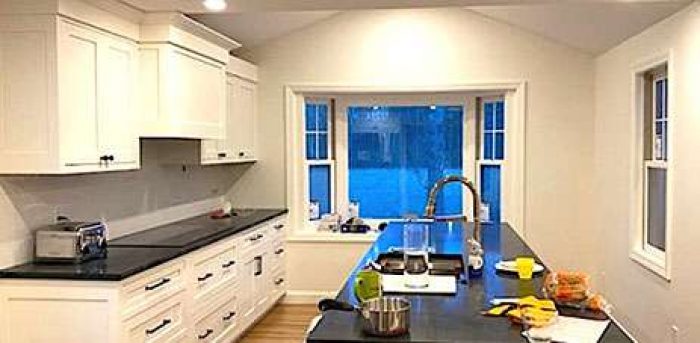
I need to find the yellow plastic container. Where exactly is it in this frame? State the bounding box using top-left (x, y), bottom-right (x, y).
top-left (516, 257), bottom-right (535, 279)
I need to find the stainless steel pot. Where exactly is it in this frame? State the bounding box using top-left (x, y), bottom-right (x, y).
top-left (319, 297), bottom-right (411, 337)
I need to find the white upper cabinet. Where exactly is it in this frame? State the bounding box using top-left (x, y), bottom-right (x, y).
top-left (0, 15), bottom-right (140, 174)
top-left (201, 57), bottom-right (258, 165)
top-left (138, 13), bottom-right (241, 140)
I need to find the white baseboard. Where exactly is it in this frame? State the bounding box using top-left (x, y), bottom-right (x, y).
top-left (282, 290), bottom-right (338, 305)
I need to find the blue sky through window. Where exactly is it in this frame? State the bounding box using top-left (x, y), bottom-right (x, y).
top-left (348, 105), bottom-right (464, 218)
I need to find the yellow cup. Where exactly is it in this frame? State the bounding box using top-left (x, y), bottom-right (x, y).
top-left (516, 257), bottom-right (535, 279)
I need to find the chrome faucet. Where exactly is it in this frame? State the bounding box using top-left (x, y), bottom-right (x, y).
top-left (424, 175), bottom-right (484, 270)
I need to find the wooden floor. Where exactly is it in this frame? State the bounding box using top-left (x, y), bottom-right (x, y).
top-left (237, 304), bottom-right (320, 343)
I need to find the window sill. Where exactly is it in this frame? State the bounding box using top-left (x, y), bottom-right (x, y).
top-left (629, 247), bottom-right (670, 281)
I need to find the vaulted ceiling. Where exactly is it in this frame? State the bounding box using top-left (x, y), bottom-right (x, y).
top-left (120, 0), bottom-right (690, 54)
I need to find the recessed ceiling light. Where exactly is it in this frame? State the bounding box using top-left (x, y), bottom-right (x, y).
top-left (203, 0), bottom-right (227, 11)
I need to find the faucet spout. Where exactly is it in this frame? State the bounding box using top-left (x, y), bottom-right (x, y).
top-left (423, 175), bottom-right (482, 245)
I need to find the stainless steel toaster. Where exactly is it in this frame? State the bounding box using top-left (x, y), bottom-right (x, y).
top-left (35, 221), bottom-right (108, 263)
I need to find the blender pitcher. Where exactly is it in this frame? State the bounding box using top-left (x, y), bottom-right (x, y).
top-left (402, 220), bottom-right (431, 288)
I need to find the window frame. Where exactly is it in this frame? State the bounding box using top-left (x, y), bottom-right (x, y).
top-left (477, 96), bottom-right (506, 223)
top-left (304, 99), bottom-right (336, 220)
top-left (630, 54), bottom-right (673, 281)
top-left (284, 83), bottom-right (528, 238)
top-left (334, 94), bottom-right (473, 221)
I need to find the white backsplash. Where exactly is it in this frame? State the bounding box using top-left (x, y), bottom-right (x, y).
top-left (0, 139), bottom-right (251, 268)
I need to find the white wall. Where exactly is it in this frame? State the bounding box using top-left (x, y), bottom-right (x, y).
top-left (234, 8), bottom-right (598, 297)
top-left (594, 2), bottom-right (700, 342)
top-left (0, 140), bottom-right (247, 268)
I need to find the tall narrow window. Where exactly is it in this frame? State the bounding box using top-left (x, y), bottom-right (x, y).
top-left (305, 100), bottom-right (334, 218)
top-left (643, 68), bottom-right (668, 254)
top-left (632, 61), bottom-right (670, 279)
top-left (479, 99), bottom-right (505, 223)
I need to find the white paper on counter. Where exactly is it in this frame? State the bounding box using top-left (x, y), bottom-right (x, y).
top-left (525, 316), bottom-right (610, 343)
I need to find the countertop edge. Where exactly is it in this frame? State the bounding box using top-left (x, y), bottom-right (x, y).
top-left (0, 209), bottom-right (288, 282)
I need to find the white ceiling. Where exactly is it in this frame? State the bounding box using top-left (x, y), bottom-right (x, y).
top-left (119, 0), bottom-right (691, 54)
top-left (471, 2), bottom-right (688, 54)
top-left (191, 11), bottom-right (338, 48)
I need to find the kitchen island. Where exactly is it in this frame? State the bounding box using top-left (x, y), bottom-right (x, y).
top-left (307, 222), bottom-right (633, 342)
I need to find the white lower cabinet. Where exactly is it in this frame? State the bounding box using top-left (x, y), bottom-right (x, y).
top-left (0, 216), bottom-right (287, 343)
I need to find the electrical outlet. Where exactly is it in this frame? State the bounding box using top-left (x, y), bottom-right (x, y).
top-left (671, 325), bottom-right (679, 343)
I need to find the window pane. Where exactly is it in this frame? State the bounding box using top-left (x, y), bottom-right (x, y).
top-left (306, 133), bottom-right (317, 160)
top-left (483, 133), bottom-right (494, 160)
top-left (655, 80), bottom-right (664, 119)
top-left (481, 165), bottom-right (501, 223)
top-left (317, 133), bottom-right (328, 160)
top-left (646, 168), bottom-right (667, 251)
top-left (306, 103), bottom-right (317, 131)
top-left (348, 105), bottom-right (463, 218)
top-left (495, 101), bottom-right (505, 130)
top-left (484, 103), bottom-right (494, 131)
top-left (494, 132), bottom-right (505, 160)
top-left (309, 165), bottom-right (331, 216)
top-left (318, 104), bottom-right (328, 131)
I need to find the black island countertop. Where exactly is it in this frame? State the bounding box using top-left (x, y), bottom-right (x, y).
top-left (0, 208), bottom-right (287, 281)
top-left (307, 222), bottom-right (633, 343)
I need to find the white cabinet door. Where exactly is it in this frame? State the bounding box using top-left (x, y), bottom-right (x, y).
top-left (200, 75), bottom-right (257, 165)
top-left (99, 35), bottom-right (139, 166)
top-left (166, 46), bottom-right (226, 139)
top-left (230, 76), bottom-right (257, 160)
top-left (58, 20), bottom-right (101, 166)
top-left (239, 255), bottom-right (257, 324)
top-left (57, 19), bottom-right (140, 170)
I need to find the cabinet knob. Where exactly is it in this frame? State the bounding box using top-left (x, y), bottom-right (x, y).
top-left (108, 155), bottom-right (114, 161)
top-left (218, 152), bottom-right (227, 158)
top-left (275, 278), bottom-right (285, 285)
top-left (238, 151), bottom-right (245, 157)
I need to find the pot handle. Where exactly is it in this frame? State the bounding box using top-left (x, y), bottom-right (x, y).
top-left (318, 299), bottom-right (356, 312)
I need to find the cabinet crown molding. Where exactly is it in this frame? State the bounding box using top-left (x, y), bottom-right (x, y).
top-left (140, 12), bottom-right (242, 51)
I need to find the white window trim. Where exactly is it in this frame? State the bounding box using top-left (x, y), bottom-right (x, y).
top-left (477, 96), bottom-right (507, 223)
top-left (284, 83), bottom-right (528, 240)
top-left (629, 52), bottom-right (673, 281)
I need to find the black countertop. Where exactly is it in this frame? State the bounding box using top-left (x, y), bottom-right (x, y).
top-left (0, 208), bottom-right (287, 281)
top-left (307, 222), bottom-right (633, 343)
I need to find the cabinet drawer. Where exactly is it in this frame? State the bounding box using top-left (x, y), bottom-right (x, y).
top-left (240, 227), bottom-right (269, 258)
top-left (123, 294), bottom-right (185, 343)
top-left (270, 243), bottom-right (285, 273)
top-left (269, 218), bottom-right (287, 242)
top-left (194, 295), bottom-right (239, 343)
top-left (193, 245), bottom-right (237, 300)
top-left (121, 262), bottom-right (184, 318)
